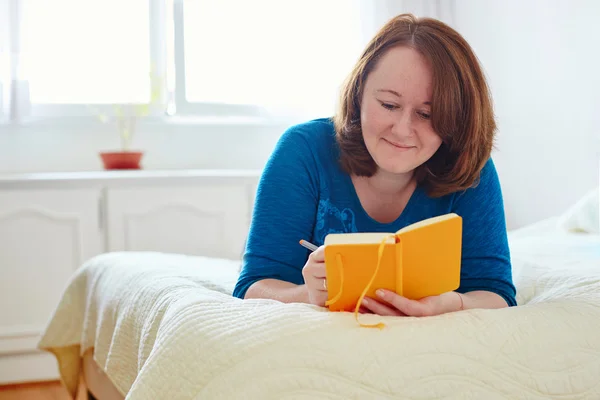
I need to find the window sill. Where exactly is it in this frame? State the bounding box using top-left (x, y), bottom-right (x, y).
top-left (0, 113), bottom-right (305, 131)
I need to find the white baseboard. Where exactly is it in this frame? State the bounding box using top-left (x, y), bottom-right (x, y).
top-left (0, 351), bottom-right (59, 385)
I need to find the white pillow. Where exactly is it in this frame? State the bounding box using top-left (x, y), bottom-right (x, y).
top-left (556, 187), bottom-right (599, 234)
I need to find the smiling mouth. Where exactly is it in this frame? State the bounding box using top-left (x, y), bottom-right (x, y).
top-left (383, 138), bottom-right (415, 150)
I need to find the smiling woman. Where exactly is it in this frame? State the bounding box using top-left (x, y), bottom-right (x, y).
top-left (360, 47), bottom-right (441, 176)
top-left (334, 14), bottom-right (496, 198)
top-left (233, 13), bottom-right (515, 318)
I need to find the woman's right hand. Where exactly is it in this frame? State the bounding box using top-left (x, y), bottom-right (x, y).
top-left (302, 245), bottom-right (328, 306)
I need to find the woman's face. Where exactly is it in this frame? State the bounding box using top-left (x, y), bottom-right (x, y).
top-left (360, 46), bottom-right (443, 176)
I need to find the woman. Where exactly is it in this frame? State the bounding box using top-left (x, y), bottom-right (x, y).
top-left (232, 13), bottom-right (516, 317)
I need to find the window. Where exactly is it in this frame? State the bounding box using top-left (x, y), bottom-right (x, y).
top-left (21, 0), bottom-right (151, 104)
top-left (175, 0), bottom-right (363, 119)
top-left (1, 0), bottom-right (366, 123)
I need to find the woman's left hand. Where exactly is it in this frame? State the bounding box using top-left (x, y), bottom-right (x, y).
top-left (360, 289), bottom-right (463, 317)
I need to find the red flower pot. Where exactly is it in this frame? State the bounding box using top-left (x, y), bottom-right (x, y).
top-left (100, 151), bottom-right (143, 170)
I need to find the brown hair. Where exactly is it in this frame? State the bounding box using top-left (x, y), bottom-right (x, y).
top-left (333, 13), bottom-right (496, 198)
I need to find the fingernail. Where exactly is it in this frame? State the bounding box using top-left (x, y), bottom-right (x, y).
top-left (376, 289), bottom-right (385, 298)
top-left (362, 298), bottom-right (369, 306)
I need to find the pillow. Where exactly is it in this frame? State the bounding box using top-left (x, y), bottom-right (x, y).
top-left (556, 187), bottom-right (599, 234)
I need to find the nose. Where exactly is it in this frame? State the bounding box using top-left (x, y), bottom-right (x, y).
top-left (390, 109), bottom-right (414, 139)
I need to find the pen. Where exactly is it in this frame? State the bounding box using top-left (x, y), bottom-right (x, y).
top-left (299, 239), bottom-right (318, 252)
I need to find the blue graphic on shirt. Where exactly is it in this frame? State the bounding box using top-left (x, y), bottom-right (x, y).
top-left (315, 199), bottom-right (357, 244)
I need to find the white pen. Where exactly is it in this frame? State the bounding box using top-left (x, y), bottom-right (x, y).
top-left (298, 239), bottom-right (318, 252)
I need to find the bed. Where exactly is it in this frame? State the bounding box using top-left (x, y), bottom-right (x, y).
top-left (38, 188), bottom-right (600, 400)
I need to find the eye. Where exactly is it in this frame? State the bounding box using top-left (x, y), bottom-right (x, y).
top-left (418, 111), bottom-right (431, 120)
top-left (379, 101), bottom-right (397, 111)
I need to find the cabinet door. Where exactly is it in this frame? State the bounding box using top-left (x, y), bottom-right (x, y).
top-left (0, 189), bottom-right (103, 381)
top-left (106, 185), bottom-right (251, 260)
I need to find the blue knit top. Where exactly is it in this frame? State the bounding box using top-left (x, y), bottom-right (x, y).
top-left (233, 118), bottom-right (516, 306)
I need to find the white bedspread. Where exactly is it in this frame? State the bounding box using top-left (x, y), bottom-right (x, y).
top-left (38, 228), bottom-right (600, 399)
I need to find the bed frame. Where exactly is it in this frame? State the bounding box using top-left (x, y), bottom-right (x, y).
top-left (82, 348), bottom-right (123, 400)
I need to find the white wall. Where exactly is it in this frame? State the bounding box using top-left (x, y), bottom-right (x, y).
top-left (454, 0), bottom-right (600, 229)
top-left (1, 0), bottom-right (599, 230)
top-left (0, 118), bottom-right (285, 172)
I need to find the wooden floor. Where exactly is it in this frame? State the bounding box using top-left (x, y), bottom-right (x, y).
top-left (0, 380), bottom-right (87, 400)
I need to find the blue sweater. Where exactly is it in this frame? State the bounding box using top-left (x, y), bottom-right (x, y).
top-left (233, 118), bottom-right (516, 307)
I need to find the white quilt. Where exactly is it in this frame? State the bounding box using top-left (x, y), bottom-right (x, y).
top-left (39, 227), bottom-right (600, 400)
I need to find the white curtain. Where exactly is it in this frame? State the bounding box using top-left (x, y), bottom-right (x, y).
top-left (0, 0), bottom-right (8, 121)
top-left (0, 0), bottom-right (29, 123)
top-left (359, 0), bottom-right (456, 39)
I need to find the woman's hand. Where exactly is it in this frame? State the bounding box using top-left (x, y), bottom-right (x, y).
top-left (360, 289), bottom-right (463, 317)
top-left (301, 246), bottom-right (328, 306)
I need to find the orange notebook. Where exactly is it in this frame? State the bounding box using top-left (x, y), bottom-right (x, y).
top-left (323, 213), bottom-right (462, 328)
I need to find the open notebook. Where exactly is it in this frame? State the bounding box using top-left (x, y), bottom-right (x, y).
top-left (323, 213), bottom-right (462, 328)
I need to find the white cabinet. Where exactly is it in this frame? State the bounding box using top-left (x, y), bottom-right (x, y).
top-left (0, 170), bottom-right (259, 384)
top-left (0, 188), bottom-right (103, 384)
top-left (106, 185), bottom-right (250, 260)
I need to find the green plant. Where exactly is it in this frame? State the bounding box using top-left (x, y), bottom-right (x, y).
top-left (90, 67), bottom-right (164, 151)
